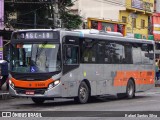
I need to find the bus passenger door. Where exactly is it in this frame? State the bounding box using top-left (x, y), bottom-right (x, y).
top-left (62, 36), bottom-right (80, 97)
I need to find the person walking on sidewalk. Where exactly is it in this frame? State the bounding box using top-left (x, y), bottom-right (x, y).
top-left (0, 60), bottom-right (9, 90)
top-left (155, 59), bottom-right (159, 80)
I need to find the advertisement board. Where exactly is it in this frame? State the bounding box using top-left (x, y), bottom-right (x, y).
top-left (131, 0), bottom-right (143, 10)
top-left (0, 37), bottom-right (3, 60)
top-left (131, 0), bottom-right (154, 12)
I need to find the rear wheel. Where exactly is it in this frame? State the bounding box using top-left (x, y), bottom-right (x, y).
top-left (74, 81), bottom-right (89, 104)
top-left (31, 97), bottom-right (45, 104)
top-left (126, 80), bottom-right (135, 99)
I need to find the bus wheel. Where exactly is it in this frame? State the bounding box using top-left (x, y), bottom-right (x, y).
top-left (74, 81), bottom-right (89, 104)
top-left (31, 97), bottom-right (45, 104)
top-left (126, 80), bottom-right (135, 99)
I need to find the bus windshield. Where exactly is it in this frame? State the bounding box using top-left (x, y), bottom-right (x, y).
top-left (10, 43), bottom-right (61, 73)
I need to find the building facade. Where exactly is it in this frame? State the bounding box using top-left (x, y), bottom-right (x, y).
top-left (0, 0), bottom-right (4, 60)
top-left (152, 0), bottom-right (160, 41)
top-left (155, 0), bottom-right (160, 13)
top-left (71, 0), bottom-right (154, 38)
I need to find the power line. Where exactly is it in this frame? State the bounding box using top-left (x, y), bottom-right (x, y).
top-left (18, 6), bottom-right (45, 16)
top-left (94, 0), bottom-right (134, 8)
top-left (5, 0), bottom-right (53, 4)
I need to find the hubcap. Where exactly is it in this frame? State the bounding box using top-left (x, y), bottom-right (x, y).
top-left (80, 86), bottom-right (87, 100)
top-left (128, 84), bottom-right (133, 96)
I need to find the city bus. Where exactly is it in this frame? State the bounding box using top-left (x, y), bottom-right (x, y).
top-left (9, 29), bottom-right (155, 104)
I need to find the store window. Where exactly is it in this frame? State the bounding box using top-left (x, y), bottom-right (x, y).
top-left (122, 16), bottom-right (127, 23)
top-left (141, 19), bottom-right (145, 29)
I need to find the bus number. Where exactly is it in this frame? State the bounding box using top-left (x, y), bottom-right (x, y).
top-left (35, 83), bottom-right (45, 87)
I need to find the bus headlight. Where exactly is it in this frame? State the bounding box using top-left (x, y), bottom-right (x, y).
top-left (54, 80), bottom-right (60, 86)
top-left (9, 79), bottom-right (12, 84)
top-left (9, 80), bottom-right (15, 89)
top-left (48, 80), bottom-right (60, 90)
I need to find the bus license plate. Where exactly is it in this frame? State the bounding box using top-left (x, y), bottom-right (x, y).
top-left (25, 91), bottom-right (35, 95)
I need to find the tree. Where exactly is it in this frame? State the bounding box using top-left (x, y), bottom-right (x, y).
top-left (4, 1), bottom-right (54, 29)
top-left (58, 0), bottom-right (83, 29)
top-left (4, 0), bottom-right (82, 29)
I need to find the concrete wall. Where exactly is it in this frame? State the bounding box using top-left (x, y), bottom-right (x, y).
top-left (156, 0), bottom-right (160, 13)
top-left (71, 0), bottom-right (126, 21)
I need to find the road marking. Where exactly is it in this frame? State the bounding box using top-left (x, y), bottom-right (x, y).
top-left (136, 100), bottom-right (160, 103)
top-left (137, 92), bottom-right (160, 95)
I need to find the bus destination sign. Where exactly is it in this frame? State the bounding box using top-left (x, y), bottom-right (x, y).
top-left (19, 32), bottom-right (54, 39)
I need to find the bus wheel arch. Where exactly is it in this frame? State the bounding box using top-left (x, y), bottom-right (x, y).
top-left (126, 78), bottom-right (135, 99)
top-left (83, 79), bottom-right (91, 96)
top-left (74, 79), bottom-right (90, 104)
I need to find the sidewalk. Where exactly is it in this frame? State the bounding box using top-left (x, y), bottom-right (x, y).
top-left (155, 79), bottom-right (160, 87)
top-left (0, 83), bottom-right (11, 100)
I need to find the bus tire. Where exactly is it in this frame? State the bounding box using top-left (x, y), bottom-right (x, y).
top-left (126, 80), bottom-right (135, 99)
top-left (31, 97), bottom-right (45, 104)
top-left (74, 81), bottom-right (89, 104)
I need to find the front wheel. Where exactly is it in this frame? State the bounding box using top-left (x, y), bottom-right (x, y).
top-left (74, 81), bottom-right (89, 104)
top-left (31, 97), bottom-right (45, 104)
top-left (126, 80), bottom-right (135, 99)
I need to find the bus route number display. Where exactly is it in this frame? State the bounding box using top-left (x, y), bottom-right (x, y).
top-left (21, 32), bottom-right (54, 39)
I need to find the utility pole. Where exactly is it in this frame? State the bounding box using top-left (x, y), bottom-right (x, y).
top-left (34, 10), bottom-right (37, 29)
top-left (54, 0), bottom-right (59, 28)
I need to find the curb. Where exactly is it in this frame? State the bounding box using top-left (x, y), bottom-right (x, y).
top-left (155, 84), bottom-right (160, 87)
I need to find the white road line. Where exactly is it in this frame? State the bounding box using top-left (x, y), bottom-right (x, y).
top-left (137, 92), bottom-right (160, 95)
top-left (136, 100), bottom-right (160, 103)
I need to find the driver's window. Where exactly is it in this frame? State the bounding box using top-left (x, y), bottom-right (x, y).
top-left (64, 45), bottom-right (79, 65)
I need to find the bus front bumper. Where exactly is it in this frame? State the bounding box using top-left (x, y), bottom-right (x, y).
top-left (9, 83), bottom-right (62, 98)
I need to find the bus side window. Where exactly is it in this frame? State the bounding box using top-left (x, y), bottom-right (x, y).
top-left (64, 45), bottom-right (79, 65)
top-left (123, 43), bottom-right (133, 64)
top-left (82, 39), bottom-right (97, 63)
top-left (141, 44), bottom-right (154, 64)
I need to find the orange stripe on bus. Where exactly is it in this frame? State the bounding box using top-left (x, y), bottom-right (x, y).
top-left (11, 77), bottom-right (54, 88)
top-left (113, 71), bottom-right (154, 86)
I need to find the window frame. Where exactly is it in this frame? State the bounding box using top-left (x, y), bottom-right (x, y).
top-left (141, 19), bottom-right (145, 29)
top-left (122, 16), bottom-right (127, 23)
top-left (132, 18), bottom-right (136, 28)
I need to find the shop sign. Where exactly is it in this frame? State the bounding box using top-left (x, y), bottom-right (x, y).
top-left (102, 23), bottom-right (114, 32)
top-left (0, 37), bottom-right (3, 60)
top-left (143, 2), bottom-right (154, 12)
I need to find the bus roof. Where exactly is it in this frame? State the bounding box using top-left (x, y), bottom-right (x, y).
top-left (12, 29), bottom-right (155, 44)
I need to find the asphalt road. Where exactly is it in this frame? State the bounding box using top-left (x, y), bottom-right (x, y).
top-left (1, 87), bottom-right (160, 120)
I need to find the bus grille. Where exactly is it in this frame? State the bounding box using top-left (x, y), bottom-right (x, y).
top-left (15, 88), bottom-right (46, 95)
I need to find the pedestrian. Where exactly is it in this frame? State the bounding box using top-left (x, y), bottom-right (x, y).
top-left (155, 59), bottom-right (159, 80)
top-left (0, 60), bottom-right (9, 90)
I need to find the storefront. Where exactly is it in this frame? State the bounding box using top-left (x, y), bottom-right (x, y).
top-left (0, 0), bottom-right (4, 60)
top-left (87, 18), bottom-right (126, 36)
